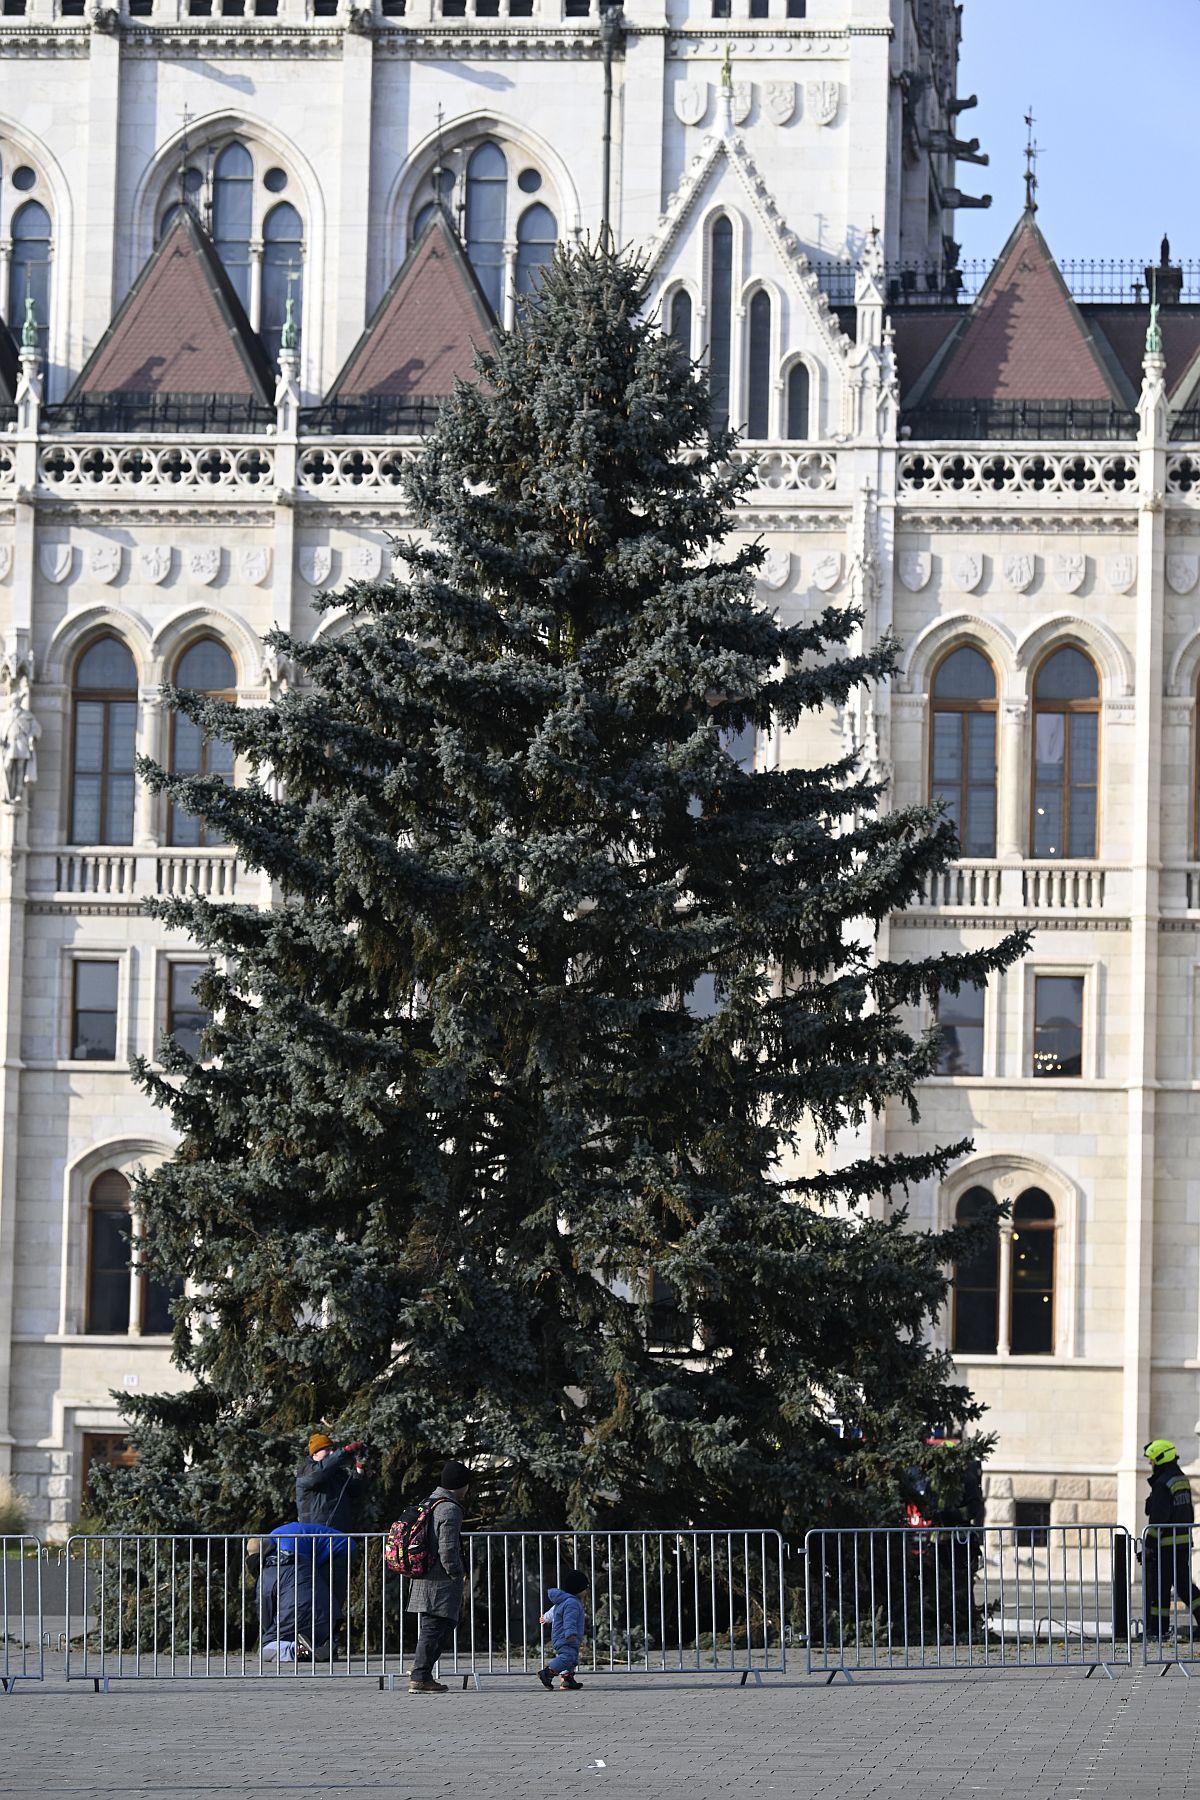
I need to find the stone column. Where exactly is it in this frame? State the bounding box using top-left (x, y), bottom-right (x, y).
top-left (77, 20), bottom-right (123, 383)
top-left (134, 687), bottom-right (164, 850)
top-left (0, 797), bottom-right (29, 1477)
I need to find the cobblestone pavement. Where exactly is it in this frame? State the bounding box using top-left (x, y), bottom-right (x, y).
top-left (8, 1667), bottom-right (1200, 1798)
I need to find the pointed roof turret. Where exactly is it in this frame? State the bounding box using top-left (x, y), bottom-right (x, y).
top-left (65, 207), bottom-right (274, 407)
top-left (324, 212), bottom-right (497, 408)
top-left (908, 210), bottom-right (1135, 412)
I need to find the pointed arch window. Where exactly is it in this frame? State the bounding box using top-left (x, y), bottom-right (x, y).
top-left (169, 638), bottom-right (237, 848)
top-left (261, 202), bottom-right (304, 367)
top-left (465, 142), bottom-right (507, 317)
top-left (709, 216), bottom-right (733, 434)
top-left (669, 290), bottom-right (693, 358)
top-left (786, 362), bottom-right (811, 441)
top-left (9, 201), bottom-right (51, 361)
top-left (1010, 1189), bottom-right (1055, 1355)
top-left (86, 1169), bottom-right (183, 1338)
top-left (931, 645), bottom-right (997, 857)
top-left (212, 141), bottom-right (254, 314)
top-left (515, 202), bottom-right (557, 299)
top-left (951, 1187), bottom-right (999, 1356)
top-left (746, 290), bottom-right (771, 438)
top-left (1031, 646), bottom-right (1099, 858)
top-left (71, 637), bottom-right (138, 846)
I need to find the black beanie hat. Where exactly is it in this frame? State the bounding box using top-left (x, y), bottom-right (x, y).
top-left (561, 1568), bottom-right (588, 1594)
top-left (440, 1460), bottom-right (471, 1489)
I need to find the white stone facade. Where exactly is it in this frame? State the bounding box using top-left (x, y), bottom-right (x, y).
top-left (9, 0), bottom-right (1191, 1541)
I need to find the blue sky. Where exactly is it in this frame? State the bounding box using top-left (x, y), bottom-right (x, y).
top-left (954, 0), bottom-right (1199, 266)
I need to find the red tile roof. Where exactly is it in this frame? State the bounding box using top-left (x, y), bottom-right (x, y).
top-left (923, 213), bottom-right (1127, 406)
top-left (328, 212), bottom-right (497, 399)
top-left (68, 208), bottom-right (273, 401)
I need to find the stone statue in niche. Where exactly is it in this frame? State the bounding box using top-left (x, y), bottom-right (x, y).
top-left (2, 679), bottom-right (41, 802)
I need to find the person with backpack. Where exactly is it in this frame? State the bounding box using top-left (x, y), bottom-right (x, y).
top-left (404, 1460), bottom-right (471, 1694)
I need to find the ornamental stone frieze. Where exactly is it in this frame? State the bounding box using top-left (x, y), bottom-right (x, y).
top-left (123, 25), bottom-right (342, 57)
top-left (666, 32), bottom-right (847, 59)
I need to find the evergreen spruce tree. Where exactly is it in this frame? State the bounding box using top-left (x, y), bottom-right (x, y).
top-left (103, 243), bottom-right (1024, 1535)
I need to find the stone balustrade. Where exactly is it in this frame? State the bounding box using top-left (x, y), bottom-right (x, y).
top-left (916, 859), bottom-right (1122, 915)
top-left (29, 848), bottom-right (241, 905)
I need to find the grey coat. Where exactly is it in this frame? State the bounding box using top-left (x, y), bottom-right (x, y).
top-left (405, 1488), bottom-right (466, 1621)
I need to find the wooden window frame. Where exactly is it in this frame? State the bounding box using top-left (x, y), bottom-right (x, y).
top-left (1029, 645), bottom-right (1101, 860)
top-left (928, 645), bottom-right (998, 859)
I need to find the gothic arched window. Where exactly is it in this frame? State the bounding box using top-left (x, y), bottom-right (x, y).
top-left (1031, 646), bottom-right (1099, 858)
top-left (786, 362), bottom-right (811, 440)
top-left (71, 637), bottom-right (138, 846)
top-left (465, 142), bottom-right (507, 317)
top-left (169, 638), bottom-right (237, 848)
top-left (261, 201), bottom-right (304, 367)
top-left (709, 216), bottom-right (733, 434)
top-left (746, 290), bottom-right (771, 438)
top-left (86, 1169), bottom-right (182, 1338)
top-left (10, 200), bottom-right (52, 361)
top-left (931, 645), bottom-right (997, 857)
top-left (669, 290), bottom-right (693, 358)
top-left (515, 202), bottom-right (557, 298)
top-left (212, 141), bottom-right (254, 313)
top-left (1010, 1188), bottom-right (1055, 1355)
top-left (951, 1187), bottom-right (999, 1356)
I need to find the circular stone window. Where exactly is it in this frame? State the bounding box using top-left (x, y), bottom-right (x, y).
top-left (263, 167), bottom-right (289, 194)
top-left (517, 168), bottom-right (542, 194)
top-left (182, 167), bottom-right (204, 194)
top-left (11, 166), bottom-right (36, 192)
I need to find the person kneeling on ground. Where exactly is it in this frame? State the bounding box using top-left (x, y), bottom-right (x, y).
top-left (258, 1520), bottom-right (353, 1662)
top-left (407, 1460), bottom-right (471, 1695)
top-left (537, 1569), bottom-right (588, 1692)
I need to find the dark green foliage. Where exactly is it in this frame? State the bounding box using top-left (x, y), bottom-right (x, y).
top-left (103, 242), bottom-right (1024, 1536)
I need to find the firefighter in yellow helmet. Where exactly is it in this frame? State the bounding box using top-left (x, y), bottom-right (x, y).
top-left (1143, 1439), bottom-right (1200, 1647)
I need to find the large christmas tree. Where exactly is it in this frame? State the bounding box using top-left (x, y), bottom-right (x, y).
top-left (104, 243), bottom-right (1023, 1534)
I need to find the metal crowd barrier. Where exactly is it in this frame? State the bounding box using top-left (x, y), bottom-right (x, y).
top-left (63, 1529), bottom-right (787, 1687)
top-left (1, 1537), bottom-right (45, 1691)
top-left (805, 1526), bottom-right (1135, 1680)
top-left (1139, 1522), bottom-right (1200, 1674)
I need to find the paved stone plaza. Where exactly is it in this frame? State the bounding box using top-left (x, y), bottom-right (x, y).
top-left (7, 1668), bottom-right (1200, 1799)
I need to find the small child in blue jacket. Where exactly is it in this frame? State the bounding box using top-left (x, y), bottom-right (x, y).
top-left (537, 1568), bottom-right (588, 1691)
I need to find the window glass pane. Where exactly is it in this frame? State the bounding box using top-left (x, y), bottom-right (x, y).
top-left (107, 703), bottom-right (137, 771)
top-left (1035, 647), bottom-right (1098, 702)
top-left (213, 142), bottom-right (254, 313)
top-left (952, 1189), bottom-right (998, 1354)
top-left (934, 646), bottom-right (995, 701)
top-left (73, 961), bottom-right (119, 1060)
top-left (1010, 1189), bottom-right (1055, 1354)
top-left (786, 363), bottom-right (810, 440)
top-left (177, 639), bottom-right (236, 691)
top-left (1014, 1187), bottom-right (1055, 1223)
top-left (963, 713), bottom-right (997, 855)
top-left (87, 1208), bottom-right (131, 1334)
top-left (104, 774), bottom-right (135, 845)
top-left (73, 702), bottom-right (105, 773)
top-left (76, 638), bottom-right (136, 691)
top-left (71, 775), bottom-right (101, 845)
top-left (684, 972), bottom-right (719, 1018)
top-left (709, 218), bottom-right (733, 434)
top-left (261, 203), bottom-right (304, 367)
top-left (465, 142), bottom-right (507, 317)
top-left (931, 713), bottom-right (962, 789)
top-left (173, 715), bottom-right (204, 777)
top-left (515, 202), bottom-right (557, 298)
top-left (143, 1272), bottom-right (184, 1336)
top-left (1033, 975), bottom-right (1083, 1078)
top-left (669, 290), bottom-right (692, 355)
top-left (9, 200), bottom-right (51, 360)
top-left (936, 982), bottom-right (985, 1077)
top-left (746, 290), bottom-right (771, 438)
top-left (168, 962), bottom-right (210, 1059)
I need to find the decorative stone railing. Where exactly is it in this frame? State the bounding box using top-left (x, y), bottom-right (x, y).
top-left (295, 441), bottom-right (423, 494)
top-left (34, 848), bottom-right (240, 904)
top-left (678, 443), bottom-right (838, 496)
top-left (36, 440), bottom-right (275, 496)
top-left (916, 859), bottom-right (1120, 913)
top-left (1166, 454), bottom-right (1200, 498)
top-left (898, 446), bottom-right (1139, 501)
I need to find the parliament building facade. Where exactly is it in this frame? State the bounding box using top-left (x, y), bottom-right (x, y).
top-left (2, 0), bottom-right (1198, 1535)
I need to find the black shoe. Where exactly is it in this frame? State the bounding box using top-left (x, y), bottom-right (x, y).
top-left (559, 1675), bottom-right (583, 1691)
top-left (537, 1668), bottom-right (553, 1689)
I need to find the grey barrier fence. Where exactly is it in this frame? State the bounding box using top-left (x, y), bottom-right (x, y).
top-left (805, 1526), bottom-right (1136, 1680)
top-left (1, 1538), bottom-right (45, 1690)
top-left (1138, 1523), bottom-right (1200, 1675)
top-left (62, 1529), bottom-right (788, 1688)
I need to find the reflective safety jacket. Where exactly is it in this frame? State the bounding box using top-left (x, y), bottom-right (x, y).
top-left (1145, 1461), bottom-right (1196, 1544)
